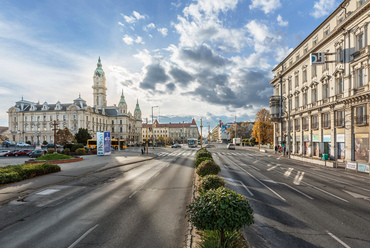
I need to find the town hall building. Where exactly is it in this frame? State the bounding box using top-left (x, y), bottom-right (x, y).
top-left (7, 57), bottom-right (142, 145)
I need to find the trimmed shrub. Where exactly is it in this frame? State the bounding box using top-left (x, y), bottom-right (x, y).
top-left (199, 175), bottom-right (225, 194)
top-left (196, 150), bottom-right (212, 160)
top-left (196, 160), bottom-right (220, 177)
top-left (63, 148), bottom-right (71, 155)
top-left (199, 230), bottom-right (244, 248)
top-left (75, 148), bottom-right (86, 155)
top-left (195, 157), bottom-right (213, 168)
top-left (187, 187), bottom-right (254, 246)
top-left (47, 148), bottom-right (54, 154)
top-left (72, 143), bottom-right (84, 152)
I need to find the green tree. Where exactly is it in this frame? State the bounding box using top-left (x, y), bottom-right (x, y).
top-left (187, 187), bottom-right (254, 246)
top-left (56, 127), bottom-right (76, 145)
top-left (74, 128), bottom-right (92, 145)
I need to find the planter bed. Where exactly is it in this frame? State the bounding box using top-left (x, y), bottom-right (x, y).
top-left (25, 157), bottom-right (83, 164)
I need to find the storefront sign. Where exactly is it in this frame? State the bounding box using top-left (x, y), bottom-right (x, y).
top-left (323, 135), bottom-right (331, 142)
top-left (312, 135), bottom-right (320, 142)
top-left (304, 135), bottom-right (309, 142)
top-left (346, 162), bottom-right (357, 171)
top-left (336, 134), bottom-right (345, 143)
top-left (295, 135), bottom-right (301, 141)
top-left (357, 164), bottom-right (369, 173)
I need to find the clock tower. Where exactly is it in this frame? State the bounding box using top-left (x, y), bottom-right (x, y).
top-left (92, 57), bottom-right (107, 108)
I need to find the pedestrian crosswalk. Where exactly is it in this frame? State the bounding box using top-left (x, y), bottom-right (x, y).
top-left (156, 151), bottom-right (268, 158)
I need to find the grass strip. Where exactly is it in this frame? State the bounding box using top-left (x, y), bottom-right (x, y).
top-left (35, 153), bottom-right (74, 161)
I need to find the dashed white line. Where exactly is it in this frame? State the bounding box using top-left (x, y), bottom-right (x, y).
top-left (68, 224), bottom-right (99, 248)
top-left (326, 231), bottom-right (351, 248)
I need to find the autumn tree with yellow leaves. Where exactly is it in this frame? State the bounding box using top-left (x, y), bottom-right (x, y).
top-left (252, 108), bottom-right (273, 145)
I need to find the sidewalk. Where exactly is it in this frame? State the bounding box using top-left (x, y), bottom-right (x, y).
top-left (0, 151), bottom-right (156, 205)
top-left (238, 145), bottom-right (370, 178)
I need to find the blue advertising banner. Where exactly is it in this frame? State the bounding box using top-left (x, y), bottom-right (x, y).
top-left (104, 131), bottom-right (111, 155)
top-left (97, 132), bottom-right (104, 156)
top-left (357, 164), bottom-right (369, 173)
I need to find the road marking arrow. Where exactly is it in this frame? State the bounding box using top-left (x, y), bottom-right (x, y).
top-left (343, 190), bottom-right (370, 201)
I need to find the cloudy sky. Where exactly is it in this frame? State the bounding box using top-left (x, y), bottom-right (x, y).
top-left (0, 0), bottom-right (340, 131)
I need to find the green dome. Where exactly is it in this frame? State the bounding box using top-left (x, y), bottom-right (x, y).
top-left (94, 56), bottom-right (105, 77)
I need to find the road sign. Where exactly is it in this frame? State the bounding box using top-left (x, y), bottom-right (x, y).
top-left (310, 52), bottom-right (325, 65)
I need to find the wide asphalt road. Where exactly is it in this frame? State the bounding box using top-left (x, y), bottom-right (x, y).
top-left (0, 147), bottom-right (195, 248)
top-left (212, 144), bottom-right (370, 248)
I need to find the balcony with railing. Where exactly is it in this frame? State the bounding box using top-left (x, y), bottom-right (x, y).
top-left (322, 120), bottom-right (331, 129)
top-left (312, 122), bottom-right (319, 130)
top-left (335, 118), bottom-right (345, 127)
top-left (269, 96), bottom-right (281, 121)
top-left (355, 115), bottom-right (368, 125)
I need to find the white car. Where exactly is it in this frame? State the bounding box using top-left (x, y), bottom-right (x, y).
top-left (17, 142), bottom-right (31, 147)
top-left (0, 150), bottom-right (11, 157)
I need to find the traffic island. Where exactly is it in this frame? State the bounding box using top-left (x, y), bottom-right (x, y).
top-left (25, 157), bottom-right (83, 164)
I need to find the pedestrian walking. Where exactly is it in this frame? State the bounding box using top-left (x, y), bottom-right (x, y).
top-left (275, 145), bottom-right (278, 154)
top-left (278, 146), bottom-right (282, 154)
top-left (141, 148), bottom-right (144, 154)
top-left (283, 146), bottom-right (286, 156)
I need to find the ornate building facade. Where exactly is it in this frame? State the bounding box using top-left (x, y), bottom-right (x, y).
top-left (269, 0), bottom-right (370, 163)
top-left (7, 57), bottom-right (142, 144)
top-left (142, 119), bottom-right (199, 144)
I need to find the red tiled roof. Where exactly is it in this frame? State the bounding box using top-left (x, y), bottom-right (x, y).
top-left (142, 119), bottom-right (197, 128)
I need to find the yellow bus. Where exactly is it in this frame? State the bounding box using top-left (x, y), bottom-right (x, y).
top-left (87, 139), bottom-right (127, 149)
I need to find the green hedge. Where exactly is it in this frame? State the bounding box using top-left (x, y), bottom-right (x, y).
top-left (64, 143), bottom-right (84, 152)
top-left (0, 163), bottom-right (61, 185)
top-left (195, 157), bottom-right (213, 168)
top-left (75, 148), bottom-right (86, 155)
top-left (196, 160), bottom-right (220, 177)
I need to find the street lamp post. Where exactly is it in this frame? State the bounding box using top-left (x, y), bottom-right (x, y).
top-left (200, 119), bottom-right (203, 149)
top-left (152, 106), bottom-right (158, 149)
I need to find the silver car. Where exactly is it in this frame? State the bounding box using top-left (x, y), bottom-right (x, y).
top-left (0, 150), bottom-right (11, 157)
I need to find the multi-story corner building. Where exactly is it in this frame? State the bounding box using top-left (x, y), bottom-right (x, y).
top-left (7, 58), bottom-right (142, 144)
top-left (142, 119), bottom-right (199, 144)
top-left (270, 0), bottom-right (370, 163)
top-left (210, 122), bottom-right (254, 143)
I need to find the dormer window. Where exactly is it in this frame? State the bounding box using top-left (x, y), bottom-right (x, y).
top-left (30, 105), bottom-right (37, 111)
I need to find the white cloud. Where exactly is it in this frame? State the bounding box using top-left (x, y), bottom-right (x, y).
top-left (135, 36), bottom-right (144, 44)
top-left (147, 23), bottom-right (156, 29)
top-left (122, 35), bottom-right (134, 45)
top-left (277, 15), bottom-right (288, 27)
top-left (132, 11), bottom-right (146, 20)
top-left (158, 28), bottom-right (168, 37)
top-left (311, 0), bottom-right (337, 19)
top-left (118, 22), bottom-right (124, 27)
top-left (245, 20), bottom-right (282, 53)
top-left (121, 11), bottom-right (146, 24)
top-left (249, 0), bottom-right (281, 14)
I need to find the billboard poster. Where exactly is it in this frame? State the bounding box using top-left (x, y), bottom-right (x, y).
top-left (221, 125), bottom-right (231, 140)
top-left (104, 131), bottom-right (111, 155)
top-left (357, 164), bottom-right (369, 173)
top-left (355, 134), bottom-right (369, 162)
top-left (97, 132), bottom-right (104, 155)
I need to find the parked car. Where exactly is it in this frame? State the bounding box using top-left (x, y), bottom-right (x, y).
top-left (29, 150), bottom-right (46, 158)
top-left (2, 150), bottom-right (20, 157)
top-left (41, 143), bottom-right (62, 149)
top-left (17, 142), bottom-right (31, 147)
top-left (227, 143), bottom-right (235, 150)
top-left (1, 141), bottom-right (16, 147)
top-left (0, 150), bottom-right (11, 157)
top-left (171, 144), bottom-right (182, 148)
top-left (14, 149), bottom-right (32, 157)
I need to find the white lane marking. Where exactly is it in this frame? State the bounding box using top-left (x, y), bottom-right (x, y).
top-left (227, 160), bottom-right (286, 201)
top-left (267, 165), bottom-right (279, 171)
top-left (293, 171), bottom-right (305, 185)
top-left (129, 191), bottom-right (137, 198)
top-left (302, 181), bottom-right (348, 203)
top-left (284, 168), bottom-right (294, 178)
top-left (68, 224), bottom-right (99, 248)
top-left (280, 183), bottom-right (314, 200)
top-left (224, 178), bottom-right (254, 196)
top-left (37, 189), bottom-right (60, 195)
top-left (326, 231), bottom-right (351, 248)
top-left (262, 179), bottom-right (277, 184)
top-left (343, 190), bottom-right (370, 201)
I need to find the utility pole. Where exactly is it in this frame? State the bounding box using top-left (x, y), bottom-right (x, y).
top-left (146, 118), bottom-right (148, 154)
top-left (234, 115), bottom-right (237, 140)
top-left (51, 120), bottom-right (58, 151)
top-left (208, 123), bottom-right (210, 145)
top-left (152, 106), bottom-right (158, 149)
top-left (288, 97), bottom-right (291, 159)
top-left (200, 119), bottom-right (203, 149)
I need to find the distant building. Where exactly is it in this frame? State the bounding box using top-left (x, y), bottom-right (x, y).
top-left (211, 122), bottom-right (254, 143)
top-left (142, 119), bottom-right (199, 144)
top-left (7, 57), bottom-right (142, 144)
top-left (269, 0), bottom-right (370, 162)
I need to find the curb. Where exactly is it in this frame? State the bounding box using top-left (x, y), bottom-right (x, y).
top-left (25, 157), bottom-right (83, 164)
